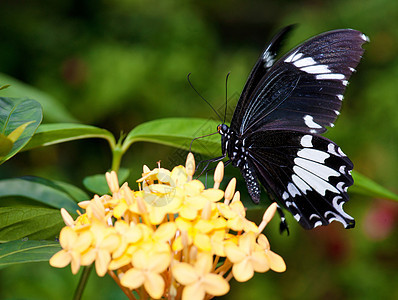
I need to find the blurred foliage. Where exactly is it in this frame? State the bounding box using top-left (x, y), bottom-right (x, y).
top-left (0, 0), bottom-right (397, 299)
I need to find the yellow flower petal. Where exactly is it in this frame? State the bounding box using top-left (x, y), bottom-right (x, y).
top-left (179, 205), bottom-right (199, 220)
top-left (243, 220), bottom-right (259, 233)
top-left (184, 180), bottom-right (204, 196)
top-left (201, 189), bottom-right (224, 202)
top-left (132, 249), bottom-right (147, 269)
top-left (101, 234), bottom-right (120, 253)
top-left (239, 232), bottom-right (255, 254)
top-left (81, 249), bottom-right (96, 266)
top-left (95, 250), bottom-right (111, 277)
top-left (182, 282), bottom-right (205, 300)
top-left (153, 222), bottom-right (177, 242)
top-left (74, 231), bottom-right (93, 252)
top-left (60, 208), bottom-right (75, 227)
top-left (109, 254), bottom-right (131, 270)
top-left (228, 217), bottom-right (244, 231)
top-left (194, 220), bottom-right (214, 233)
top-left (267, 250), bottom-right (286, 272)
top-left (171, 165), bottom-right (188, 187)
top-left (194, 234), bottom-right (211, 252)
top-left (59, 227), bottom-right (77, 249)
top-left (257, 233), bottom-right (270, 250)
top-left (225, 243), bottom-right (245, 263)
top-left (233, 259), bottom-right (254, 282)
top-left (49, 250), bottom-right (71, 268)
top-left (144, 272), bottom-right (165, 299)
top-left (147, 252), bottom-right (171, 273)
top-left (202, 273), bottom-right (230, 296)
top-left (194, 253), bottom-right (213, 275)
top-left (172, 236), bottom-right (183, 252)
top-left (113, 201), bottom-right (128, 218)
top-left (121, 268), bottom-right (145, 289)
top-left (172, 262), bottom-right (198, 285)
top-left (70, 251), bottom-right (81, 274)
top-left (250, 251), bottom-right (269, 273)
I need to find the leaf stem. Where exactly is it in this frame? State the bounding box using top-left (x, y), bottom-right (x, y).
top-left (73, 265), bottom-right (93, 300)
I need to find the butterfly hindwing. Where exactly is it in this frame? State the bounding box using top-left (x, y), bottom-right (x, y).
top-left (232, 29), bottom-right (368, 136)
top-left (246, 130), bottom-right (354, 229)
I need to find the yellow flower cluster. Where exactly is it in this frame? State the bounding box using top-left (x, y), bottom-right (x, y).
top-left (50, 153), bottom-right (286, 300)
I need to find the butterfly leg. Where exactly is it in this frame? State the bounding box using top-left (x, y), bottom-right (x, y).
top-left (277, 205), bottom-right (290, 235)
top-left (195, 154), bottom-right (226, 178)
top-left (203, 160), bottom-right (231, 187)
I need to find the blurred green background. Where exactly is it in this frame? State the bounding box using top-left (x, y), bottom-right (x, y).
top-left (1, 0), bottom-right (397, 299)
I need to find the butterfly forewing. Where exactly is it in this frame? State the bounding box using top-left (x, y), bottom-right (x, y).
top-left (247, 130), bottom-right (355, 229)
top-left (238, 25), bottom-right (295, 107)
top-left (232, 29), bottom-right (368, 136)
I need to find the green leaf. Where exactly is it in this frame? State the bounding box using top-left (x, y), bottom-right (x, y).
top-left (0, 177), bottom-right (80, 212)
top-left (0, 97), bottom-right (42, 163)
top-left (0, 73), bottom-right (78, 122)
top-left (23, 123), bottom-right (115, 151)
top-left (123, 118), bottom-right (220, 156)
top-left (0, 133), bottom-right (13, 156)
top-left (350, 171), bottom-right (398, 201)
top-left (53, 180), bottom-right (90, 203)
top-left (83, 168), bottom-right (130, 195)
top-left (0, 206), bottom-right (64, 242)
top-left (0, 240), bottom-right (61, 269)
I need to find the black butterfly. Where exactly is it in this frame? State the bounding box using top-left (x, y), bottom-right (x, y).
top-left (216, 26), bottom-right (368, 230)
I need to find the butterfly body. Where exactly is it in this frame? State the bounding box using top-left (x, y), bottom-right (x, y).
top-left (217, 26), bottom-right (368, 230)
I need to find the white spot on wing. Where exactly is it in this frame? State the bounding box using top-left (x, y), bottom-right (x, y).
top-left (292, 174), bottom-right (312, 194)
top-left (325, 211), bottom-right (349, 228)
top-left (334, 110), bottom-right (340, 115)
top-left (294, 158), bottom-right (340, 181)
top-left (282, 191), bottom-right (289, 200)
top-left (297, 148), bottom-right (330, 163)
top-left (316, 73), bottom-right (345, 80)
top-left (304, 115), bottom-right (322, 129)
top-left (285, 51), bottom-right (303, 63)
top-left (310, 214), bottom-right (323, 228)
top-left (337, 147), bottom-right (346, 157)
top-left (336, 182), bottom-right (346, 192)
top-left (337, 94), bottom-right (344, 101)
top-left (292, 57), bottom-right (317, 67)
top-left (293, 165), bottom-right (339, 196)
top-left (332, 196), bottom-right (354, 220)
top-left (300, 135), bottom-right (313, 148)
top-left (328, 143), bottom-right (341, 156)
top-left (287, 182), bottom-right (301, 197)
top-left (361, 33), bottom-right (370, 42)
top-left (339, 165), bottom-right (346, 174)
top-left (294, 214), bottom-right (301, 221)
top-left (301, 64), bottom-right (331, 74)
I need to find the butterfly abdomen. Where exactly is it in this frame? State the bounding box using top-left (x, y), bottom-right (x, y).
top-left (219, 124), bottom-right (262, 203)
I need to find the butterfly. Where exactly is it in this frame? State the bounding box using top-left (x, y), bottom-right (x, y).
top-left (216, 26), bottom-right (368, 230)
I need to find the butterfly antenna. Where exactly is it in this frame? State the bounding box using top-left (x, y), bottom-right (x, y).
top-left (224, 72), bottom-right (230, 124)
top-left (187, 73), bottom-right (223, 122)
top-left (189, 131), bottom-right (219, 152)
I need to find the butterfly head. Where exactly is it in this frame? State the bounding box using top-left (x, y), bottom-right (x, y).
top-left (217, 124), bottom-right (229, 135)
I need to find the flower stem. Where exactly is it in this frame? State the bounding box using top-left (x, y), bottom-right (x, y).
top-left (111, 144), bottom-right (124, 172)
top-left (108, 270), bottom-right (137, 300)
top-left (73, 265), bottom-right (93, 300)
